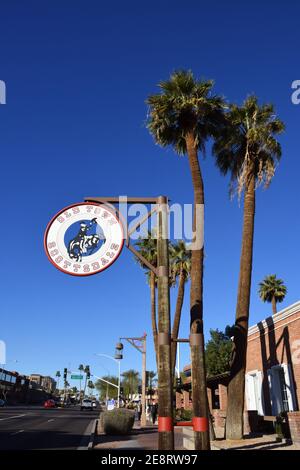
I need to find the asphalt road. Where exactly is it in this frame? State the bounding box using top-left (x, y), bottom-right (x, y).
top-left (0, 405), bottom-right (99, 450)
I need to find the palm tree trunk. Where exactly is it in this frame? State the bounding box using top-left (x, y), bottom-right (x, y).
top-left (186, 132), bottom-right (210, 450)
top-left (150, 271), bottom-right (158, 365)
top-left (226, 174), bottom-right (255, 440)
top-left (171, 268), bottom-right (185, 378)
top-left (272, 296), bottom-right (277, 315)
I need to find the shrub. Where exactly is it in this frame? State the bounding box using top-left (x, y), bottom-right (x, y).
top-left (175, 408), bottom-right (193, 422)
top-left (100, 408), bottom-right (135, 435)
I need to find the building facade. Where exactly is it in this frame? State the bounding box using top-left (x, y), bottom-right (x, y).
top-left (180, 300), bottom-right (300, 419)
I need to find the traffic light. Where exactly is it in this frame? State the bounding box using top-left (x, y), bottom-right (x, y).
top-left (120, 386), bottom-right (124, 395)
top-left (63, 368), bottom-right (67, 380)
top-left (176, 377), bottom-right (182, 390)
top-left (138, 385), bottom-right (142, 394)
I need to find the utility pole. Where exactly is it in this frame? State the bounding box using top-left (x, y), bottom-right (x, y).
top-left (157, 196), bottom-right (174, 450)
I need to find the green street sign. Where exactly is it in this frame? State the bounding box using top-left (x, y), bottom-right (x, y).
top-left (71, 375), bottom-right (83, 380)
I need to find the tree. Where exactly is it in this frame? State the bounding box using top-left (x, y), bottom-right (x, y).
top-left (146, 370), bottom-right (157, 390)
top-left (258, 275), bottom-right (287, 315)
top-left (55, 371), bottom-right (61, 389)
top-left (135, 232), bottom-right (158, 363)
top-left (78, 364), bottom-right (84, 399)
top-left (135, 236), bottom-right (191, 380)
top-left (83, 365), bottom-right (90, 398)
top-left (95, 375), bottom-right (118, 400)
top-left (205, 327), bottom-right (234, 377)
top-left (121, 369), bottom-right (140, 399)
top-left (147, 70), bottom-right (225, 450)
top-left (170, 241), bottom-right (191, 378)
top-left (88, 381), bottom-right (95, 396)
top-left (213, 95), bottom-right (284, 439)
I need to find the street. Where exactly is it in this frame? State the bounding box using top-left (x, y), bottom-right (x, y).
top-left (0, 405), bottom-right (99, 450)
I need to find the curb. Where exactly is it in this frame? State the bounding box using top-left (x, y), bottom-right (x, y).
top-left (88, 419), bottom-right (98, 450)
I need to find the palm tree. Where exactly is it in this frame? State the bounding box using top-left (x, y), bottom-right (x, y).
top-left (78, 364), bottom-right (84, 400)
top-left (95, 375), bottom-right (118, 400)
top-left (259, 274), bottom-right (287, 315)
top-left (121, 369), bottom-right (140, 399)
top-left (147, 70), bottom-right (225, 450)
top-left (213, 95), bottom-right (285, 439)
top-left (146, 370), bottom-right (157, 390)
top-left (83, 365), bottom-right (90, 399)
top-left (135, 232), bottom-right (158, 363)
top-left (170, 241), bottom-right (191, 377)
top-left (88, 380), bottom-right (95, 397)
top-left (55, 371), bottom-right (61, 390)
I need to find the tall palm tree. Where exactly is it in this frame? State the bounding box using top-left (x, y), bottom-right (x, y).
top-left (83, 365), bottom-right (90, 399)
top-left (55, 371), bottom-right (61, 390)
top-left (78, 364), bottom-right (84, 400)
top-left (170, 241), bottom-right (191, 377)
top-left (135, 232), bottom-right (158, 363)
top-left (147, 70), bottom-right (225, 450)
top-left (259, 274), bottom-right (287, 315)
top-left (213, 95), bottom-right (285, 439)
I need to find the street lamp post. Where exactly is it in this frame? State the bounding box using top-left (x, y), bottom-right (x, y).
top-left (118, 334), bottom-right (147, 427)
top-left (94, 353), bottom-right (121, 408)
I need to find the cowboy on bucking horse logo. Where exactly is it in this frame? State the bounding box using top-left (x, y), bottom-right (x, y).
top-left (67, 217), bottom-right (106, 262)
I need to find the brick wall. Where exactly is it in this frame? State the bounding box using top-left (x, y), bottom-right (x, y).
top-left (246, 306), bottom-right (300, 414)
top-left (287, 412), bottom-right (300, 447)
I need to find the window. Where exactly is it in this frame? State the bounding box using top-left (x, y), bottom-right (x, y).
top-left (267, 364), bottom-right (296, 415)
top-left (246, 371), bottom-right (265, 416)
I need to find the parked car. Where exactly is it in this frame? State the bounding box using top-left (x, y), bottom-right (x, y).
top-left (81, 399), bottom-right (93, 411)
top-left (44, 399), bottom-right (56, 409)
top-left (0, 399), bottom-right (6, 407)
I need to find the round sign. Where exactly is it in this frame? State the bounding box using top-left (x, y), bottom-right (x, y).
top-left (44, 202), bottom-right (124, 276)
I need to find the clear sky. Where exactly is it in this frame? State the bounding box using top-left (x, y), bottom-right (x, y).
top-left (0, 1), bottom-right (299, 386)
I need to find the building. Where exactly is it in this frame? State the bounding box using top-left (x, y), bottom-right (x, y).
top-left (29, 374), bottom-right (43, 388)
top-left (245, 300), bottom-right (299, 416)
top-left (28, 374), bottom-right (56, 393)
top-left (180, 300), bottom-right (300, 419)
top-left (41, 376), bottom-right (56, 393)
top-left (0, 369), bottom-right (29, 403)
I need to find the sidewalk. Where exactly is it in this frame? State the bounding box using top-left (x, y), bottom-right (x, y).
top-left (93, 422), bottom-right (298, 451)
top-left (94, 421), bottom-right (184, 450)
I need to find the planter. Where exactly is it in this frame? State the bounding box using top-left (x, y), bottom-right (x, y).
top-left (100, 408), bottom-right (135, 435)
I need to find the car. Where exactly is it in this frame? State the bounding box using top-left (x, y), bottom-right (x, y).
top-left (81, 399), bottom-right (93, 411)
top-left (44, 399), bottom-right (56, 409)
top-left (0, 399), bottom-right (6, 407)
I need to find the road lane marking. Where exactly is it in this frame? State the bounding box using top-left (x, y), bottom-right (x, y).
top-left (47, 419), bottom-right (55, 423)
top-left (10, 430), bottom-right (24, 435)
top-left (0, 414), bottom-right (27, 421)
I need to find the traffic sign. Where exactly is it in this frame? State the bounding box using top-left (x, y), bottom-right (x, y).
top-left (71, 375), bottom-right (83, 380)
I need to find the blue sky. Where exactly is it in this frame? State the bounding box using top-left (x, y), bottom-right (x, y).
top-left (0, 1), bottom-right (299, 386)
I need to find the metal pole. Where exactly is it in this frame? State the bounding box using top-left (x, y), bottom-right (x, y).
top-left (177, 342), bottom-right (180, 379)
top-left (157, 196), bottom-right (174, 450)
top-left (141, 335), bottom-right (147, 427)
top-left (117, 360), bottom-right (120, 408)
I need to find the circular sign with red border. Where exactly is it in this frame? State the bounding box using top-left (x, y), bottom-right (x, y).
top-left (44, 202), bottom-right (124, 276)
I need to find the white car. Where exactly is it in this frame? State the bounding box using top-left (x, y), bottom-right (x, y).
top-left (81, 399), bottom-right (93, 411)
